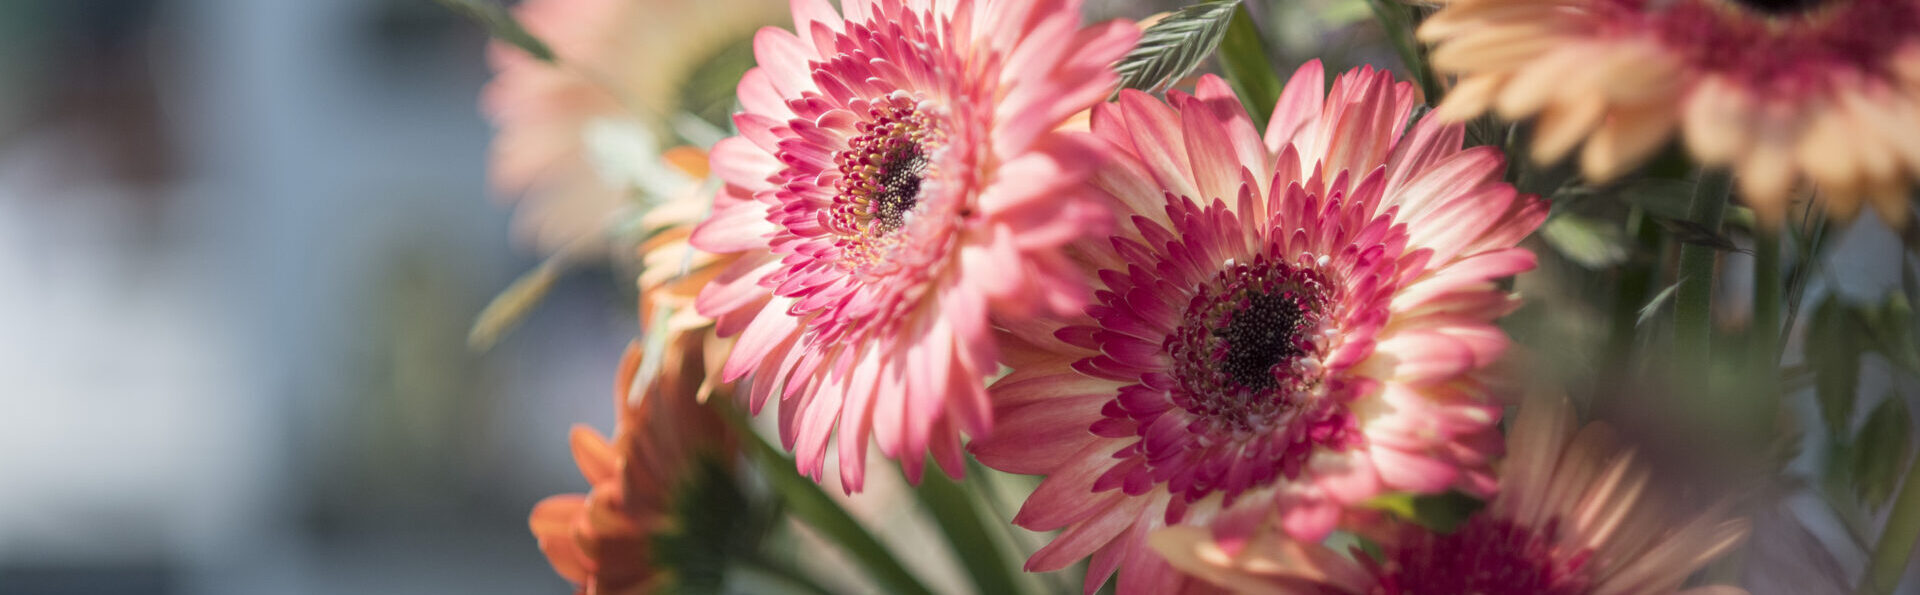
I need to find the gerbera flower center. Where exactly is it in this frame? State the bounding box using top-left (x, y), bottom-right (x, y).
top-left (831, 98), bottom-right (944, 243)
top-left (1166, 258), bottom-right (1333, 428)
top-left (1086, 248), bottom-right (1361, 515)
top-left (1368, 517), bottom-right (1594, 595)
top-left (1724, 0), bottom-right (1828, 14)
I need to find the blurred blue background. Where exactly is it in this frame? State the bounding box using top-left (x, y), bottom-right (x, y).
top-left (0, 1), bottom-right (633, 593)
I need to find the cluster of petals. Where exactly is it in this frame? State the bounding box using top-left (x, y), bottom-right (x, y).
top-left (1152, 395), bottom-right (1751, 595)
top-left (1420, 0), bottom-right (1920, 225)
top-left (691, 0), bottom-right (1138, 490)
top-left (529, 339), bottom-right (735, 595)
top-left (482, 0), bottom-right (782, 252)
top-left (969, 62), bottom-right (1546, 594)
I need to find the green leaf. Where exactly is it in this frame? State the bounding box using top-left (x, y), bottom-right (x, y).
top-left (1363, 491), bottom-right (1485, 533)
top-left (1215, 5), bottom-right (1281, 130)
top-left (1869, 293), bottom-right (1920, 375)
top-left (467, 260), bottom-right (563, 350)
top-left (738, 426), bottom-right (934, 595)
top-left (1852, 396), bottom-right (1914, 510)
top-left (1810, 298), bottom-right (1863, 435)
top-left (655, 456), bottom-right (778, 594)
top-left (914, 468), bottom-right (1027, 595)
top-left (1114, 0), bottom-right (1241, 94)
top-left (1637, 281), bottom-right (1682, 328)
top-left (434, 0), bottom-right (555, 63)
top-left (1540, 214), bottom-right (1629, 269)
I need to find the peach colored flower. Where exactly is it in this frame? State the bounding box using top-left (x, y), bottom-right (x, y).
top-left (1151, 395), bottom-right (1750, 595)
top-left (482, 0), bottom-right (783, 252)
top-left (1420, 0), bottom-right (1920, 226)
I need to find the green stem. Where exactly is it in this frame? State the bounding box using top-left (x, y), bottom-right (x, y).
top-left (732, 417), bottom-right (935, 595)
top-left (916, 467), bottom-right (1027, 595)
top-left (1675, 170), bottom-right (1732, 380)
top-left (736, 554), bottom-right (840, 595)
top-left (1749, 229), bottom-right (1784, 439)
top-left (1859, 455), bottom-right (1920, 594)
top-left (1599, 206), bottom-right (1660, 417)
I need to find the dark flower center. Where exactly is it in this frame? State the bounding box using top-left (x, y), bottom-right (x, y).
top-left (1367, 517), bottom-right (1594, 595)
top-left (831, 100), bottom-right (940, 244)
top-left (1726, 0), bottom-right (1829, 14)
top-left (1165, 258), bottom-right (1331, 429)
top-left (870, 145), bottom-right (927, 233)
top-left (1216, 291), bottom-right (1313, 391)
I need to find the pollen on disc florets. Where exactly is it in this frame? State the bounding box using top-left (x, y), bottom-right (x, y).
top-left (828, 94), bottom-right (947, 264)
top-left (1166, 256), bottom-right (1335, 433)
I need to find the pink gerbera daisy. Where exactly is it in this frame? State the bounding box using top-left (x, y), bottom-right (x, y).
top-left (691, 0), bottom-right (1137, 490)
top-left (969, 63), bottom-right (1547, 593)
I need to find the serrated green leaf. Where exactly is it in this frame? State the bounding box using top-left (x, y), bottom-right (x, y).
top-left (1114, 0), bottom-right (1241, 94)
top-left (1853, 397), bottom-right (1913, 510)
top-left (1216, 6), bottom-right (1280, 129)
top-left (1540, 214), bottom-right (1629, 269)
top-left (434, 0), bottom-right (555, 63)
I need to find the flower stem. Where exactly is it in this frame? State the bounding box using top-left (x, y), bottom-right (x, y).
top-left (1600, 206), bottom-right (1661, 414)
top-left (915, 465), bottom-right (1029, 595)
top-left (1749, 228), bottom-right (1784, 436)
top-left (737, 554), bottom-right (840, 595)
top-left (1675, 170), bottom-right (1731, 382)
top-left (730, 414), bottom-right (935, 595)
top-left (1859, 455), bottom-right (1920, 594)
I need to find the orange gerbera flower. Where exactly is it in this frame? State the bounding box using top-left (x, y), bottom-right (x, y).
top-left (528, 338), bottom-right (734, 595)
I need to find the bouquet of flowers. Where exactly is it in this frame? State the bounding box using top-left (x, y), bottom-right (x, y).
top-left (447, 0), bottom-right (1920, 591)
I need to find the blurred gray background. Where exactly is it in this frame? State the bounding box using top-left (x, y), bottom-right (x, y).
top-left (0, 1), bottom-right (632, 593)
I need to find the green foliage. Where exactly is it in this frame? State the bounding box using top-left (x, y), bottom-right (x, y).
top-left (740, 428), bottom-right (934, 595)
top-left (655, 456), bottom-right (777, 594)
top-left (1216, 6), bottom-right (1281, 129)
top-left (433, 0), bottom-right (556, 63)
top-left (1811, 298), bottom-right (1865, 436)
top-left (1364, 491), bottom-right (1486, 533)
top-left (1850, 397), bottom-right (1914, 510)
top-left (915, 468), bottom-right (1027, 595)
top-left (1114, 1), bottom-right (1241, 94)
top-left (1540, 214), bottom-right (1629, 270)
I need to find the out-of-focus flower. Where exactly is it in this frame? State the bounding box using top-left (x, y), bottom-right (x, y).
top-left (968, 63), bottom-right (1546, 593)
top-left (529, 339), bottom-right (735, 595)
top-left (1419, 0), bottom-right (1920, 226)
top-left (635, 146), bottom-right (735, 401)
top-left (1151, 395), bottom-right (1751, 595)
top-left (482, 0), bottom-right (783, 253)
top-left (691, 0), bottom-right (1137, 490)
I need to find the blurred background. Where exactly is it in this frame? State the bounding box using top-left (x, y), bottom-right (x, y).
top-left (1, 0), bottom-right (1913, 594)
